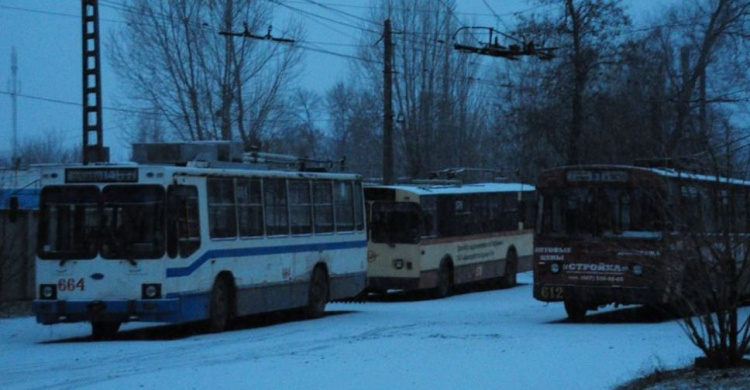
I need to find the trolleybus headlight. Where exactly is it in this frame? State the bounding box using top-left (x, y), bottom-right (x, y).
top-left (40, 284), bottom-right (57, 300)
top-left (550, 262), bottom-right (561, 274)
top-left (632, 264), bottom-right (643, 276)
top-left (141, 284), bottom-right (162, 299)
top-left (393, 259), bottom-right (405, 270)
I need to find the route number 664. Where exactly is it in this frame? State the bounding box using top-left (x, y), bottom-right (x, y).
top-left (58, 278), bottom-right (85, 292)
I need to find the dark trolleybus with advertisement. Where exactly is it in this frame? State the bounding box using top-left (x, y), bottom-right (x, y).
top-left (365, 182), bottom-right (535, 297)
top-left (533, 164), bottom-right (750, 321)
top-left (32, 147), bottom-right (367, 338)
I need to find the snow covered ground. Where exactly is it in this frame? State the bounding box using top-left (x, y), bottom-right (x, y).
top-left (2, 272), bottom-right (740, 390)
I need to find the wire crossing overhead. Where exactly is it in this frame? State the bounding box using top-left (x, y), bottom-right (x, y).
top-left (219, 23), bottom-right (295, 43)
top-left (453, 27), bottom-right (556, 61)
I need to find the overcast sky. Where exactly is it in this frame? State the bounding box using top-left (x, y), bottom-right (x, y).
top-left (0, 0), bottom-right (677, 162)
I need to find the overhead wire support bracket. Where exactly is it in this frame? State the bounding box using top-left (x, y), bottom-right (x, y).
top-left (219, 23), bottom-right (295, 44)
top-left (452, 26), bottom-right (556, 61)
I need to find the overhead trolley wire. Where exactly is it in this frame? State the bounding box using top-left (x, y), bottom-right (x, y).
top-left (301, 0), bottom-right (380, 26)
top-left (270, 0), bottom-right (380, 35)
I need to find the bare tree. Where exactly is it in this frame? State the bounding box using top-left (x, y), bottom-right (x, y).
top-left (353, 0), bottom-right (491, 179)
top-left (663, 0), bottom-right (750, 159)
top-left (510, 0), bottom-right (632, 166)
top-left (9, 130), bottom-right (80, 166)
top-left (661, 153), bottom-right (750, 368)
top-left (109, 0), bottom-right (304, 148)
top-left (265, 89), bottom-right (325, 158)
top-left (326, 81), bottom-right (382, 178)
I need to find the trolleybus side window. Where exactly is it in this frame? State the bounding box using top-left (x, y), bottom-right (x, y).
top-left (734, 189), bottom-right (748, 232)
top-left (520, 191), bottom-right (536, 229)
top-left (38, 185), bottom-right (100, 260)
top-left (167, 185), bottom-right (200, 258)
top-left (236, 179), bottom-right (263, 238)
top-left (437, 196), bottom-right (456, 237)
top-left (208, 178), bottom-right (237, 239)
top-left (618, 191), bottom-right (631, 231)
top-left (101, 185), bottom-right (165, 259)
top-left (502, 193), bottom-right (518, 231)
top-left (264, 178), bottom-right (289, 236)
top-left (353, 182), bottom-right (365, 231)
top-left (487, 194), bottom-right (501, 231)
top-left (289, 180), bottom-right (313, 235)
top-left (680, 185), bottom-right (703, 231)
top-left (634, 188), bottom-right (662, 231)
top-left (421, 195), bottom-right (438, 238)
top-left (334, 181), bottom-right (354, 232)
top-left (455, 196), bottom-right (472, 235)
top-left (313, 181), bottom-right (334, 233)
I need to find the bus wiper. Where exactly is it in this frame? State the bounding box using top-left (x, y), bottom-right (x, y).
top-left (59, 259), bottom-right (68, 267)
top-left (126, 258), bottom-right (138, 266)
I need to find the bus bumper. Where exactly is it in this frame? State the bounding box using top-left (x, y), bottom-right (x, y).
top-left (533, 284), bottom-right (665, 306)
top-left (368, 276), bottom-right (421, 291)
top-left (330, 272), bottom-right (367, 300)
top-left (33, 298), bottom-right (182, 325)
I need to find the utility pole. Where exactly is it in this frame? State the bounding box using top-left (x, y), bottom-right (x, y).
top-left (8, 47), bottom-right (19, 167)
top-left (82, 0), bottom-right (108, 164)
top-left (699, 65), bottom-right (707, 147)
top-left (383, 19), bottom-right (394, 185)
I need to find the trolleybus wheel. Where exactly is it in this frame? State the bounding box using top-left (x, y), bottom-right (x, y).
top-left (304, 267), bottom-right (329, 318)
top-left (564, 298), bottom-right (587, 322)
top-left (91, 321), bottom-right (121, 340)
top-left (501, 250), bottom-right (518, 288)
top-left (434, 260), bottom-right (453, 299)
top-left (208, 277), bottom-right (232, 333)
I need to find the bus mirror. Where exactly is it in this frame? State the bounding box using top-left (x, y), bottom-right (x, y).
top-left (8, 196), bottom-right (19, 223)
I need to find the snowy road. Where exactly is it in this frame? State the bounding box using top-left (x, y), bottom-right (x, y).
top-left (1, 272), bottom-right (730, 390)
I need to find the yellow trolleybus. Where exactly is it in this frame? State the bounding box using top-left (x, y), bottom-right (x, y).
top-left (365, 181), bottom-right (535, 297)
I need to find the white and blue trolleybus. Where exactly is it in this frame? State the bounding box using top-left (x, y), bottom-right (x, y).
top-left (32, 146), bottom-right (367, 338)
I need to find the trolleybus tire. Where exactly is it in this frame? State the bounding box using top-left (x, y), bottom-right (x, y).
top-left (208, 277), bottom-right (232, 333)
top-left (500, 249), bottom-right (518, 288)
top-left (564, 298), bottom-right (587, 322)
top-left (91, 321), bottom-right (121, 340)
top-left (303, 267), bottom-right (329, 318)
top-left (434, 260), bottom-right (453, 299)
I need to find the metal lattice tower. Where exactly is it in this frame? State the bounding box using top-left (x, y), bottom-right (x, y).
top-left (82, 0), bottom-right (108, 164)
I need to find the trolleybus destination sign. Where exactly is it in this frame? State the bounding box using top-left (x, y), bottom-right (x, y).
top-left (65, 168), bottom-right (138, 183)
top-left (565, 170), bottom-right (628, 183)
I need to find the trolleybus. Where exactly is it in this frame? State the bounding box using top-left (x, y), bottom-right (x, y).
top-left (534, 164), bottom-right (750, 320)
top-left (32, 156), bottom-right (367, 338)
top-left (365, 181), bottom-right (535, 297)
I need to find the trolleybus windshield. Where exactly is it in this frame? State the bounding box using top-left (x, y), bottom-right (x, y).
top-left (38, 185), bottom-right (166, 260)
top-left (537, 186), bottom-right (663, 238)
top-left (370, 201), bottom-right (421, 244)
